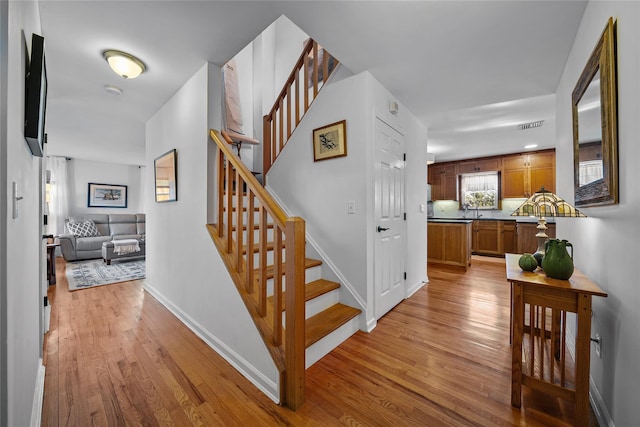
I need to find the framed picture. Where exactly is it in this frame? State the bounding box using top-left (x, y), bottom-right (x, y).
top-left (313, 120), bottom-right (347, 162)
top-left (87, 183), bottom-right (128, 208)
top-left (154, 149), bottom-right (178, 202)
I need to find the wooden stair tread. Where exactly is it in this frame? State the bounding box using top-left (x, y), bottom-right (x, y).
top-left (268, 279), bottom-right (340, 309)
top-left (232, 223), bottom-right (274, 232)
top-left (305, 304), bottom-right (361, 348)
top-left (254, 258), bottom-right (322, 280)
top-left (242, 240), bottom-right (286, 255)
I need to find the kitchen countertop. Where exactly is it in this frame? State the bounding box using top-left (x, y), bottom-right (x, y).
top-left (427, 218), bottom-right (474, 224)
top-left (428, 217), bottom-right (554, 223)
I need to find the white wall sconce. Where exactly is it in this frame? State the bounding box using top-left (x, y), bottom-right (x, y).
top-left (103, 49), bottom-right (146, 79)
top-left (389, 101), bottom-right (399, 115)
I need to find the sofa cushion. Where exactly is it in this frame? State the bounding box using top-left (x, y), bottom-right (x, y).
top-left (68, 214), bottom-right (110, 236)
top-left (75, 236), bottom-right (112, 251)
top-left (67, 220), bottom-right (101, 237)
top-left (108, 214), bottom-right (137, 236)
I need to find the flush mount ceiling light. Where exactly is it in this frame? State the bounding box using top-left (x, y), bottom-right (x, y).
top-left (524, 144), bottom-right (538, 149)
top-left (102, 49), bottom-right (146, 79)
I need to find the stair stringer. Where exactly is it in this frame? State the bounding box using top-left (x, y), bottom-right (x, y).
top-left (265, 185), bottom-right (368, 333)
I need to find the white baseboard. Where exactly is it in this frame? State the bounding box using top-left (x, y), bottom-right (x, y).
top-left (566, 322), bottom-right (614, 427)
top-left (143, 281), bottom-right (279, 404)
top-left (590, 376), bottom-right (614, 427)
top-left (30, 359), bottom-right (45, 427)
top-left (406, 279), bottom-right (427, 299)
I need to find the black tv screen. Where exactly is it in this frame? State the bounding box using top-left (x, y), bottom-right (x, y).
top-left (24, 33), bottom-right (47, 157)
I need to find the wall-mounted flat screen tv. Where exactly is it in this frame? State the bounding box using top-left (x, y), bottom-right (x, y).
top-left (24, 33), bottom-right (47, 157)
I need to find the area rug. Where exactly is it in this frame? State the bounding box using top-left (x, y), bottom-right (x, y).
top-left (66, 259), bottom-right (145, 291)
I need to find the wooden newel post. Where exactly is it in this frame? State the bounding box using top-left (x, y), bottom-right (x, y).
top-left (284, 217), bottom-right (305, 410)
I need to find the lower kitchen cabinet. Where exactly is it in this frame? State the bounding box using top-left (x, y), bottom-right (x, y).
top-left (516, 222), bottom-right (556, 255)
top-left (502, 221), bottom-right (518, 254)
top-left (428, 221), bottom-right (472, 270)
top-left (472, 220), bottom-right (501, 255)
top-left (472, 220), bottom-right (518, 256)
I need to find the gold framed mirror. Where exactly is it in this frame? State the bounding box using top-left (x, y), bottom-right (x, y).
top-left (154, 149), bottom-right (178, 202)
top-left (572, 17), bottom-right (618, 207)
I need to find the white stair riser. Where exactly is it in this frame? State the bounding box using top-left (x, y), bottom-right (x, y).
top-left (305, 315), bottom-right (360, 369)
top-left (279, 288), bottom-right (340, 326)
top-left (263, 265), bottom-right (322, 296)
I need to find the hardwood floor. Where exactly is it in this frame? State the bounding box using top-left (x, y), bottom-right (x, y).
top-left (42, 256), bottom-right (597, 426)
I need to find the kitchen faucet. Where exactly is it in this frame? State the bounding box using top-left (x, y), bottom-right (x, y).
top-left (475, 205), bottom-right (483, 219)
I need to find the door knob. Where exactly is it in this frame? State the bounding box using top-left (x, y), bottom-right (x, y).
top-left (377, 226), bottom-right (389, 232)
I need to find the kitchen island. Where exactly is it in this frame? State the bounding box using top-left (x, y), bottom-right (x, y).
top-left (427, 219), bottom-right (473, 270)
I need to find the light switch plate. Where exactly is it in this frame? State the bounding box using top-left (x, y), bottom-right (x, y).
top-left (347, 201), bottom-right (356, 214)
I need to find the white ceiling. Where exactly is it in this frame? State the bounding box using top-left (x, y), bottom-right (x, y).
top-left (39, 1), bottom-right (587, 166)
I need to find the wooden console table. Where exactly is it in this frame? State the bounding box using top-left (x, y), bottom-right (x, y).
top-left (505, 253), bottom-right (607, 426)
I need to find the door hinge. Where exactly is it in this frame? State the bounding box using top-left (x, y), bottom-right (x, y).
top-left (404, 272), bottom-right (407, 280)
top-left (404, 212), bottom-right (407, 220)
top-left (403, 153), bottom-right (406, 162)
top-left (44, 296), bottom-right (48, 307)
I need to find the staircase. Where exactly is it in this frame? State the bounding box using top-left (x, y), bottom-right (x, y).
top-left (207, 126), bottom-right (360, 410)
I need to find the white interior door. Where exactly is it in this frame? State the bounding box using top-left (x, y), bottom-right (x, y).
top-left (374, 118), bottom-right (405, 319)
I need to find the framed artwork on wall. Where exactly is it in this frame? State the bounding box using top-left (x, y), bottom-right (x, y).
top-left (87, 183), bottom-right (128, 208)
top-left (312, 120), bottom-right (347, 162)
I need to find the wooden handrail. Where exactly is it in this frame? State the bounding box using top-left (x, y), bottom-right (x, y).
top-left (208, 129), bottom-right (306, 410)
top-left (263, 39), bottom-right (339, 178)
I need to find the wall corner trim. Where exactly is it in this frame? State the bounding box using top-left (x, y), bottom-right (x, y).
top-left (30, 360), bottom-right (45, 427)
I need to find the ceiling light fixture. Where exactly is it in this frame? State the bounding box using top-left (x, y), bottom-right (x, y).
top-left (102, 49), bottom-right (146, 79)
top-left (524, 144), bottom-right (538, 149)
top-left (104, 85), bottom-right (123, 95)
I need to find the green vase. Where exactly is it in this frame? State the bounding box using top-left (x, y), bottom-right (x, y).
top-left (541, 239), bottom-right (574, 280)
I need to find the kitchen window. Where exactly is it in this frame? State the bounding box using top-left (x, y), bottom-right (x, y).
top-left (460, 171), bottom-right (499, 209)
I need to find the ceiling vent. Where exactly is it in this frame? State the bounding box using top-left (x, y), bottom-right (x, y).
top-left (518, 120), bottom-right (544, 130)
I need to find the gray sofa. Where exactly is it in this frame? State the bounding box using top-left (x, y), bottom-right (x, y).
top-left (59, 213), bottom-right (145, 262)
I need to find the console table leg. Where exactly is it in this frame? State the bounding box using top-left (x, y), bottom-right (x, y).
top-left (511, 283), bottom-right (523, 408)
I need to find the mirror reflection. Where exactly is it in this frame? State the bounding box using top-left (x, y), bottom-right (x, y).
top-left (155, 149), bottom-right (178, 202)
top-left (577, 70), bottom-right (603, 188)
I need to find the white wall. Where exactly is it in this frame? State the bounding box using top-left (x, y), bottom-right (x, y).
top-left (2, 0), bottom-right (45, 425)
top-left (144, 63), bottom-right (279, 402)
top-left (555, 3), bottom-right (640, 425)
top-left (66, 158), bottom-right (143, 215)
top-left (267, 70), bottom-right (428, 327)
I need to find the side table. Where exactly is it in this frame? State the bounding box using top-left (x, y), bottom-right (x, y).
top-left (505, 253), bottom-right (607, 426)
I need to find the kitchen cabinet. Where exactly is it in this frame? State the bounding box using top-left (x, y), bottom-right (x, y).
top-left (457, 157), bottom-right (501, 174)
top-left (516, 222), bottom-right (556, 255)
top-left (428, 221), bottom-right (472, 270)
top-left (471, 220), bottom-right (518, 256)
top-left (502, 221), bottom-right (517, 254)
top-left (429, 163), bottom-right (457, 201)
top-left (502, 150), bottom-right (555, 198)
top-left (472, 220), bottom-right (501, 255)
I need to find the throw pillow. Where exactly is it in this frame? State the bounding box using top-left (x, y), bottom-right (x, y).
top-left (67, 220), bottom-right (101, 238)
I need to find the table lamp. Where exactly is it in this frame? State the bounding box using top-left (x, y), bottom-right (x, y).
top-left (511, 187), bottom-right (585, 263)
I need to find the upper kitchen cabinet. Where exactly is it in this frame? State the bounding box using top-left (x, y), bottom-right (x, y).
top-left (501, 150), bottom-right (555, 198)
top-left (456, 157), bottom-right (501, 174)
top-left (429, 163), bottom-right (457, 200)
